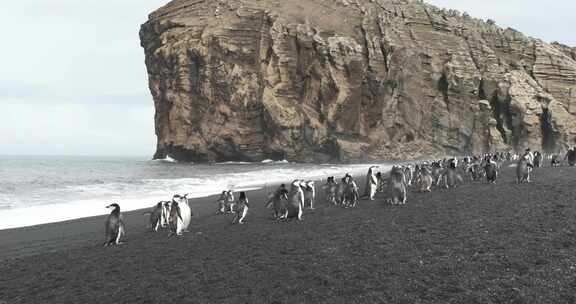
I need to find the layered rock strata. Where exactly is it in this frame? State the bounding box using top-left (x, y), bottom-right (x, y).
top-left (140, 0), bottom-right (576, 162)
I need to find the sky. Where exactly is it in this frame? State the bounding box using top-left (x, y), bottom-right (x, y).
top-left (0, 0), bottom-right (574, 156)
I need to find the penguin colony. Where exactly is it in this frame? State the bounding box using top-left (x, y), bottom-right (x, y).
top-left (104, 148), bottom-right (576, 246)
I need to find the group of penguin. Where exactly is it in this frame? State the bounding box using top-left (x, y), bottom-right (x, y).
top-left (104, 149), bottom-right (575, 247)
top-left (103, 194), bottom-right (192, 246)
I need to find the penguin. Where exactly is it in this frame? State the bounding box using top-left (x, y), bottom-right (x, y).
top-left (324, 177), bottom-right (338, 205)
top-left (232, 191), bottom-right (249, 224)
top-left (388, 166), bottom-right (407, 204)
top-left (225, 190), bottom-right (236, 213)
top-left (565, 147), bottom-right (576, 166)
top-left (162, 201), bottom-right (172, 227)
top-left (533, 151), bottom-right (543, 168)
top-left (363, 166), bottom-right (379, 200)
top-left (484, 156), bottom-right (498, 184)
top-left (168, 199), bottom-right (184, 236)
top-left (445, 159), bottom-right (463, 189)
top-left (216, 191), bottom-right (228, 214)
top-left (551, 154), bottom-right (561, 167)
top-left (266, 184), bottom-right (289, 220)
top-left (342, 174), bottom-right (359, 207)
top-left (302, 181), bottom-right (316, 209)
top-left (417, 164), bottom-right (433, 192)
top-left (104, 203), bottom-right (125, 246)
top-left (431, 161), bottom-right (443, 186)
top-left (285, 180), bottom-right (304, 220)
top-left (174, 194), bottom-right (192, 233)
top-left (402, 165), bottom-right (413, 187)
top-left (145, 202), bottom-right (166, 232)
top-left (517, 154), bottom-right (532, 183)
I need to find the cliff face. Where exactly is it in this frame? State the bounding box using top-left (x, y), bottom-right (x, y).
top-left (140, 0), bottom-right (576, 162)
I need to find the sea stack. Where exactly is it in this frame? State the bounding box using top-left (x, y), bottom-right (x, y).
top-left (140, 0), bottom-right (576, 163)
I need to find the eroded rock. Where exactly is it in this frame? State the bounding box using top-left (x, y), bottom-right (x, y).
top-left (140, 0), bottom-right (576, 162)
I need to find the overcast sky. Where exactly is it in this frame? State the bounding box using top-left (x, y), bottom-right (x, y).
top-left (0, 1), bottom-right (574, 156)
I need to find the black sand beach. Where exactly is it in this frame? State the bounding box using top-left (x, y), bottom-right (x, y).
top-left (1, 165), bottom-right (576, 303)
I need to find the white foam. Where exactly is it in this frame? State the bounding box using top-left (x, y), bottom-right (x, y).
top-left (153, 155), bottom-right (177, 163)
top-left (0, 162), bottom-right (391, 230)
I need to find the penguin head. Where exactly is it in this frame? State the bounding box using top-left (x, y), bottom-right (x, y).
top-left (106, 203), bottom-right (120, 212)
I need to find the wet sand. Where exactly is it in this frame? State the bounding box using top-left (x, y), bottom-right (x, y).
top-left (1, 165), bottom-right (576, 303)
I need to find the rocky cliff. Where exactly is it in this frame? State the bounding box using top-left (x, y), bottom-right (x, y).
top-left (140, 0), bottom-right (576, 162)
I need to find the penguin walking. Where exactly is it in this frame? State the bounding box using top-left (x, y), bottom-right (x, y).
top-left (168, 200), bottom-right (184, 236)
top-left (363, 166), bottom-right (379, 200)
top-left (303, 181), bottom-right (316, 209)
top-left (484, 156), bottom-right (498, 184)
top-left (169, 195), bottom-right (193, 236)
top-left (104, 203), bottom-right (125, 246)
top-left (285, 180), bottom-right (304, 220)
top-left (266, 184), bottom-right (289, 220)
top-left (180, 194), bottom-right (193, 232)
top-left (144, 202), bottom-right (166, 232)
top-left (232, 191), bottom-right (249, 224)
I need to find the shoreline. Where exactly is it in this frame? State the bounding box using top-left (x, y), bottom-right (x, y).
top-left (0, 160), bottom-right (394, 231)
top-left (2, 165), bottom-right (576, 303)
top-left (0, 171), bottom-right (372, 260)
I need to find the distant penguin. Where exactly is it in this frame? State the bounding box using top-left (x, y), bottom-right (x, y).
top-left (566, 147), bottom-right (576, 166)
top-left (442, 159), bottom-right (462, 189)
top-left (484, 157), bottom-right (498, 184)
top-left (533, 151), bottom-right (543, 168)
top-left (303, 181), bottom-right (316, 209)
top-left (286, 180), bottom-right (304, 220)
top-left (266, 184), bottom-right (289, 220)
top-left (225, 190), bottom-right (236, 213)
top-left (146, 202), bottom-right (165, 232)
top-left (418, 165), bottom-right (433, 192)
top-left (104, 203), bottom-right (125, 246)
top-left (162, 201), bottom-right (171, 227)
top-left (364, 166), bottom-right (379, 200)
top-left (388, 166), bottom-right (407, 204)
top-left (216, 191), bottom-right (228, 214)
top-left (232, 191), bottom-right (249, 224)
top-left (339, 174), bottom-right (359, 207)
top-left (324, 177), bottom-right (338, 205)
top-left (551, 154), bottom-right (561, 167)
top-left (175, 195), bottom-right (192, 233)
top-left (517, 154), bottom-right (532, 183)
top-left (168, 200), bottom-right (184, 236)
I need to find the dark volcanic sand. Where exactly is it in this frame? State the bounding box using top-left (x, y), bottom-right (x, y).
top-left (1, 165), bottom-right (576, 303)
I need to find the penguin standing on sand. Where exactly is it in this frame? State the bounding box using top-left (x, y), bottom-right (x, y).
top-left (145, 202), bottom-right (166, 232)
top-left (285, 180), bottom-right (305, 220)
top-left (363, 166), bottom-right (379, 200)
top-left (180, 194), bottom-right (193, 232)
top-left (168, 200), bottom-right (184, 236)
top-left (232, 191), bottom-right (249, 224)
top-left (104, 203), bottom-right (125, 246)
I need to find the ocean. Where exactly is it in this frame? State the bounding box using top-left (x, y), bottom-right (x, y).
top-left (0, 155), bottom-right (391, 230)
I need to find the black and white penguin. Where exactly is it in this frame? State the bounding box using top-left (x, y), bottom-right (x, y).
top-left (232, 191), bottom-right (249, 224)
top-left (363, 166), bottom-right (379, 200)
top-left (104, 203), bottom-right (125, 246)
top-left (145, 202), bottom-right (166, 232)
top-left (168, 199), bottom-right (184, 236)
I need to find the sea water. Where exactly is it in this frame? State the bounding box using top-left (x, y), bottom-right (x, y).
top-left (0, 155), bottom-right (392, 230)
